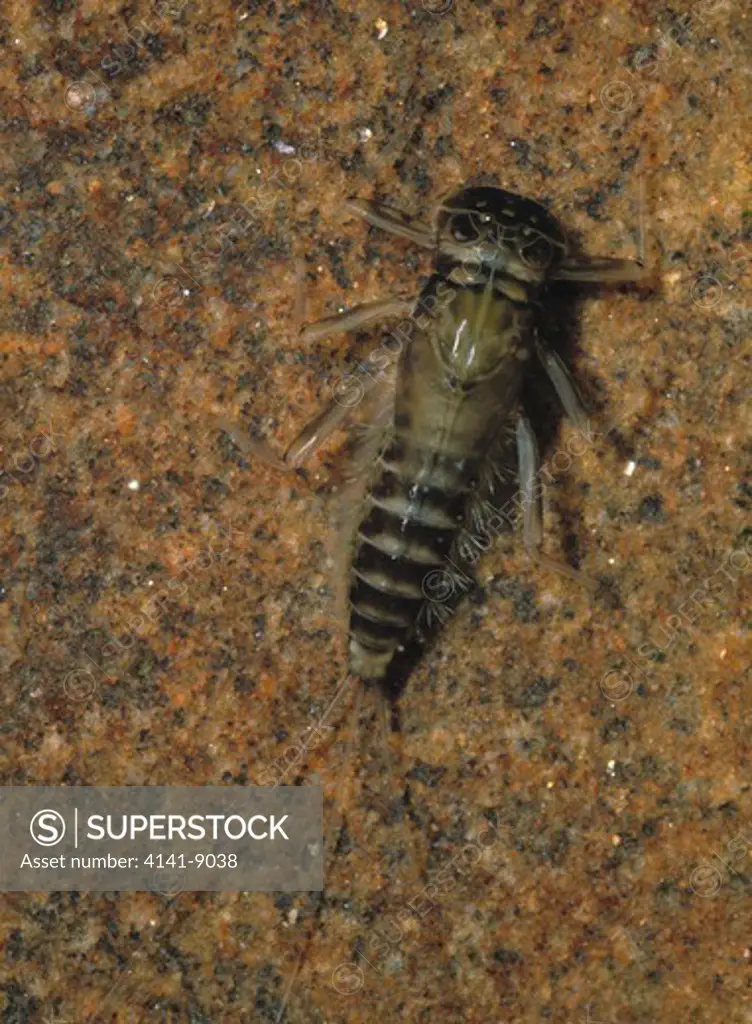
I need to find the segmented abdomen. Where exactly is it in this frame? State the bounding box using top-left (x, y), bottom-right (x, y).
top-left (348, 433), bottom-right (479, 681)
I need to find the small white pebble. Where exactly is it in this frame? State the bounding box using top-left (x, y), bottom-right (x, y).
top-left (624, 460), bottom-right (637, 477)
top-left (357, 127), bottom-right (373, 143)
top-left (274, 140), bottom-right (296, 155)
top-left (375, 17), bottom-right (388, 39)
top-left (64, 82), bottom-right (96, 111)
top-left (127, 479), bottom-right (140, 491)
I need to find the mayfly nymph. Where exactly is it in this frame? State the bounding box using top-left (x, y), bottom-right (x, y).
top-left (252, 185), bottom-right (646, 692)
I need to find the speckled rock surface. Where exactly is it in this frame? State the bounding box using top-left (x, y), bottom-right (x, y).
top-left (0, 0), bottom-right (750, 1021)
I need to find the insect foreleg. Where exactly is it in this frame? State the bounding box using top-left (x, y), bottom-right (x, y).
top-left (553, 186), bottom-right (650, 284)
top-left (552, 255), bottom-right (649, 283)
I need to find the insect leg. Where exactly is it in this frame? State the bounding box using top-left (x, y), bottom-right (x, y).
top-left (301, 297), bottom-right (413, 342)
top-left (535, 337), bottom-right (626, 455)
top-left (552, 255), bottom-right (649, 283)
top-left (221, 352), bottom-right (393, 472)
top-left (516, 414), bottom-right (597, 589)
top-left (554, 183), bottom-right (650, 284)
top-left (345, 196), bottom-right (435, 248)
top-left (286, 357), bottom-right (396, 470)
top-left (534, 337), bottom-right (590, 433)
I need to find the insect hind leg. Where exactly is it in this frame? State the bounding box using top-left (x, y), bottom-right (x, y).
top-left (220, 350), bottom-right (394, 474)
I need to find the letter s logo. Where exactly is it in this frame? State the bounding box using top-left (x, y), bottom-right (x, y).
top-left (30, 809), bottom-right (66, 846)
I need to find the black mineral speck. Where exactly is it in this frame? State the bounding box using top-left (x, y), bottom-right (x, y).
top-left (637, 495), bottom-right (665, 522)
top-left (406, 761), bottom-right (447, 788)
top-left (234, 672), bottom-right (255, 695)
top-left (509, 139), bottom-right (531, 167)
top-left (6, 929), bottom-right (23, 962)
top-left (602, 717), bottom-right (630, 741)
top-left (584, 191), bottom-right (605, 220)
top-left (0, 981), bottom-right (40, 1021)
top-left (493, 947), bottom-right (522, 965)
top-left (530, 14), bottom-right (553, 38)
top-left (506, 675), bottom-right (558, 709)
top-left (422, 86), bottom-right (454, 112)
top-left (491, 577), bottom-right (539, 622)
top-left (40, 0), bottom-right (75, 12)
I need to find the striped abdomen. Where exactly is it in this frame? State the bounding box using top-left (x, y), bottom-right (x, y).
top-left (348, 435), bottom-right (479, 681)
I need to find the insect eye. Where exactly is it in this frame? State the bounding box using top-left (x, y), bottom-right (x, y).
top-left (518, 232), bottom-right (554, 269)
top-left (451, 214), bottom-right (478, 242)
